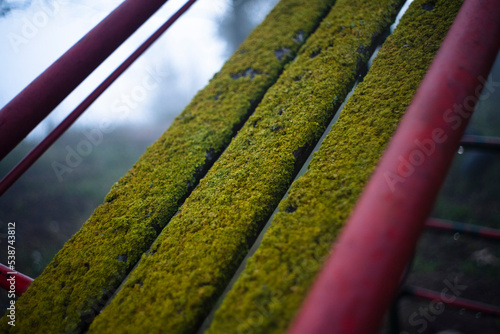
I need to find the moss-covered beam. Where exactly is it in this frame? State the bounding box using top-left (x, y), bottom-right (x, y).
top-left (87, 0), bottom-right (406, 332)
top-left (205, 1), bottom-right (464, 333)
top-left (0, 1), bottom-right (336, 333)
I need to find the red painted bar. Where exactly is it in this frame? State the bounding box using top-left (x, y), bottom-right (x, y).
top-left (0, 0), bottom-right (197, 198)
top-left (404, 285), bottom-right (500, 317)
top-left (0, 0), bottom-right (171, 161)
top-left (426, 218), bottom-right (500, 240)
top-left (0, 263), bottom-right (33, 297)
top-left (288, 1), bottom-right (500, 333)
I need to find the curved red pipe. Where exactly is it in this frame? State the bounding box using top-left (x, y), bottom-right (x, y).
top-left (0, 263), bottom-right (33, 297)
top-left (0, 0), bottom-right (171, 160)
top-left (288, 0), bottom-right (500, 333)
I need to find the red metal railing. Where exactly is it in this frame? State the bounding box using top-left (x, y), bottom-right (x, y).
top-left (0, 0), bottom-right (184, 161)
top-left (0, 264), bottom-right (33, 297)
top-left (1, 1), bottom-right (499, 331)
top-left (0, 0), bottom-right (197, 197)
top-left (288, 0), bottom-right (500, 333)
top-left (402, 286), bottom-right (500, 318)
top-left (387, 219), bottom-right (500, 332)
top-left (0, 0), bottom-right (197, 295)
top-left (426, 218), bottom-right (500, 240)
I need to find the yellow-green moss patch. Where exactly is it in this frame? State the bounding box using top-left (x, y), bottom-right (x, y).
top-left (0, 1), bottom-right (336, 333)
top-left (206, 1), bottom-right (463, 333)
top-left (88, 0), bottom-right (406, 333)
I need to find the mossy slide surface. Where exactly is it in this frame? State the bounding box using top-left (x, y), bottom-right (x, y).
top-left (88, 0), bottom-right (406, 333)
top-left (0, 1), bottom-right (335, 332)
top-left (206, 0), bottom-right (463, 333)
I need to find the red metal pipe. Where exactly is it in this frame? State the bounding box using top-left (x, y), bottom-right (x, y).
top-left (288, 1), bottom-right (500, 333)
top-left (0, 0), bottom-right (172, 161)
top-left (404, 285), bottom-right (500, 317)
top-left (0, 263), bottom-right (33, 297)
top-left (0, 0), bottom-right (197, 197)
top-left (426, 218), bottom-right (500, 240)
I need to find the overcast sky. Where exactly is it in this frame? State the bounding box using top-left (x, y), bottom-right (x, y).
top-left (0, 0), bottom-right (277, 138)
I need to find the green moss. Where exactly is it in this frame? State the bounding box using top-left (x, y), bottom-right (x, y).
top-left (206, 1), bottom-right (463, 333)
top-left (0, 1), bottom-right (335, 333)
top-left (88, 0), bottom-right (405, 333)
